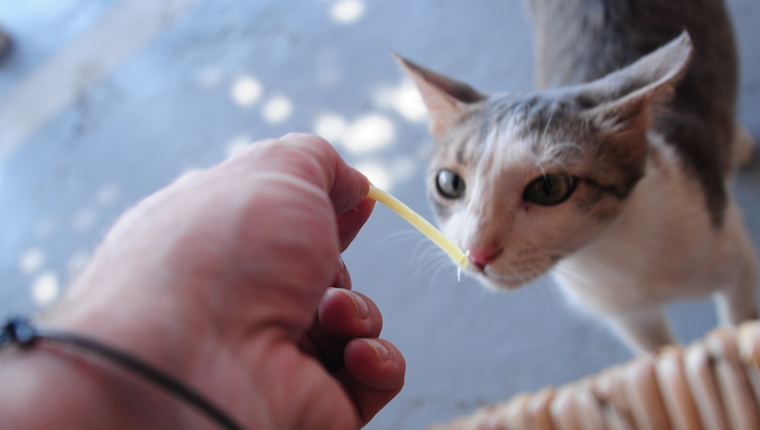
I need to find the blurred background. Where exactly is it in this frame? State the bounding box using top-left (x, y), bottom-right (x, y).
top-left (0, 0), bottom-right (758, 428)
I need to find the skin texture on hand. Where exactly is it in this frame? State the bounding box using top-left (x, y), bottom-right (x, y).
top-left (0, 133), bottom-right (405, 430)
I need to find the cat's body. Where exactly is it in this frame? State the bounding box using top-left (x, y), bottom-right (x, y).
top-left (397, 0), bottom-right (758, 352)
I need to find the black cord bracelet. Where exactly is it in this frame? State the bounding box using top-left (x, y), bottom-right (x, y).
top-left (0, 317), bottom-right (246, 430)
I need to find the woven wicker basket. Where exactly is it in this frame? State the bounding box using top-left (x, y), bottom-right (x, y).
top-left (427, 321), bottom-right (760, 430)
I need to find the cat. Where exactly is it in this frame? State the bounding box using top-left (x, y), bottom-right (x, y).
top-left (394, 0), bottom-right (759, 353)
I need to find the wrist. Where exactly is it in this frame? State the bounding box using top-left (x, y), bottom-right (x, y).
top-left (34, 295), bottom-right (266, 429)
top-left (0, 339), bottom-right (201, 429)
top-left (42, 260), bottom-right (223, 391)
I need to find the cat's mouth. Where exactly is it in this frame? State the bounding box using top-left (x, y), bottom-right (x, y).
top-left (470, 259), bottom-right (557, 290)
top-left (469, 266), bottom-right (539, 290)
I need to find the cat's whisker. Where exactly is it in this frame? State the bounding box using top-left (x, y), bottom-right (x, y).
top-left (415, 241), bottom-right (442, 265)
top-left (432, 259), bottom-right (457, 284)
top-left (413, 249), bottom-right (445, 280)
top-left (535, 101), bottom-right (560, 164)
top-left (368, 226), bottom-right (466, 283)
top-left (537, 140), bottom-right (584, 169)
top-left (510, 270), bottom-right (544, 320)
top-left (412, 235), bottom-right (441, 262)
top-left (426, 259), bottom-right (458, 285)
top-left (541, 103), bottom-right (556, 140)
top-left (410, 240), bottom-right (457, 281)
top-left (374, 228), bottom-right (428, 251)
top-left (533, 282), bottom-right (558, 320)
top-left (504, 263), bottom-right (563, 324)
top-left (519, 267), bottom-right (545, 289)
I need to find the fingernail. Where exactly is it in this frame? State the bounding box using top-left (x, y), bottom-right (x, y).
top-left (332, 257), bottom-right (346, 288)
top-left (367, 339), bottom-right (390, 362)
top-left (351, 292), bottom-right (370, 319)
top-left (331, 268), bottom-right (343, 287)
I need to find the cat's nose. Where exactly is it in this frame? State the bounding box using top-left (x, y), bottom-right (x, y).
top-left (468, 246), bottom-right (504, 269)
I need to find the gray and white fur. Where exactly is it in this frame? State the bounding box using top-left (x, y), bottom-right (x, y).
top-left (396, 0), bottom-right (758, 353)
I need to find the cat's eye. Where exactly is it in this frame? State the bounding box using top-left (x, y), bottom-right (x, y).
top-left (523, 174), bottom-right (576, 206)
top-left (436, 170), bottom-right (466, 199)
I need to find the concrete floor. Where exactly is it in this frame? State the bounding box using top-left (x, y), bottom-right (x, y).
top-left (0, 1), bottom-right (758, 429)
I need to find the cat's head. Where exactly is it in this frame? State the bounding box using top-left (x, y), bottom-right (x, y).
top-left (396, 32), bottom-right (692, 290)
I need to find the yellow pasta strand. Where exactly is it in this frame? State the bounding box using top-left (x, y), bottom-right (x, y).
top-left (367, 185), bottom-right (469, 270)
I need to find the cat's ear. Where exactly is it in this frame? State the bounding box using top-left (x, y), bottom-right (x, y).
top-left (576, 31), bottom-right (693, 132)
top-left (393, 53), bottom-right (487, 139)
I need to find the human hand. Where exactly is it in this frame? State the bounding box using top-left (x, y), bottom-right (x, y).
top-left (27, 133), bottom-right (404, 429)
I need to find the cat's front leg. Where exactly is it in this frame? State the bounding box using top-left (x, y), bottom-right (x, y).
top-left (713, 204), bottom-right (759, 326)
top-left (715, 288), bottom-right (759, 328)
top-left (713, 260), bottom-right (758, 326)
top-left (714, 254), bottom-right (759, 326)
top-left (603, 305), bottom-right (676, 353)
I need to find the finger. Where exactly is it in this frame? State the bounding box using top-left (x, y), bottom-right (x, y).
top-left (276, 133), bottom-right (370, 215)
top-left (330, 257), bottom-right (351, 290)
top-left (298, 317), bottom-right (345, 372)
top-left (337, 197), bottom-right (375, 252)
top-left (298, 288), bottom-right (383, 371)
top-left (318, 288), bottom-right (382, 339)
top-left (227, 133), bottom-right (370, 216)
top-left (337, 338), bottom-right (405, 425)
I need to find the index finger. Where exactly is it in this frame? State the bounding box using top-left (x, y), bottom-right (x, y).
top-left (274, 133), bottom-right (370, 215)
top-left (337, 197), bottom-right (375, 251)
top-left (273, 133), bottom-right (374, 250)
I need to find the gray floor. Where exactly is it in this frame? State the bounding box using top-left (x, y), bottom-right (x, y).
top-left (0, 1), bottom-right (758, 429)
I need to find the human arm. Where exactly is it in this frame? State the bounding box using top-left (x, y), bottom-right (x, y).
top-left (0, 133), bottom-right (405, 430)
